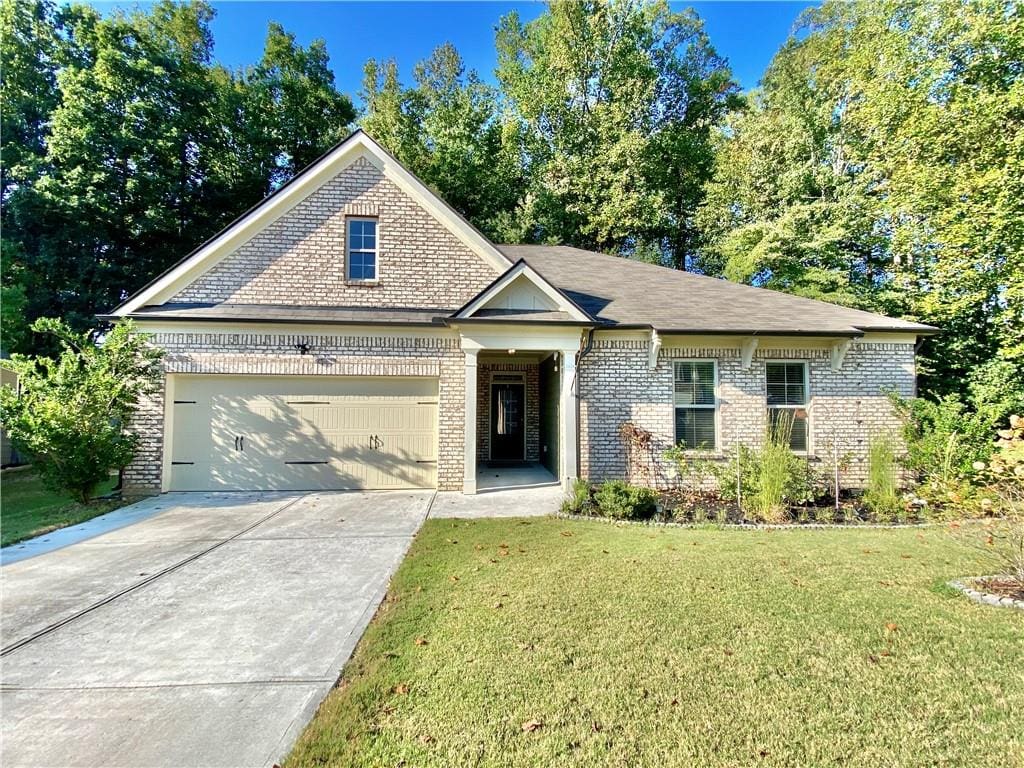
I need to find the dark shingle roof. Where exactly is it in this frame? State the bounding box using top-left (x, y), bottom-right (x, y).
top-left (499, 245), bottom-right (936, 336)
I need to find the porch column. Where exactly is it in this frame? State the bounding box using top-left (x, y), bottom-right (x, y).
top-left (463, 347), bottom-right (478, 494)
top-left (559, 349), bottom-right (578, 490)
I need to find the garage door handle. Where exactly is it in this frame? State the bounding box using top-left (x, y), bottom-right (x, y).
top-left (234, 436), bottom-right (239, 451)
top-left (239, 436), bottom-right (244, 452)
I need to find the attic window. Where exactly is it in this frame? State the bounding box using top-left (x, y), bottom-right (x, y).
top-left (346, 217), bottom-right (377, 282)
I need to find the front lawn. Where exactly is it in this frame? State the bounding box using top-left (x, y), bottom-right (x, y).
top-left (0, 469), bottom-right (125, 547)
top-left (288, 519), bottom-right (1024, 768)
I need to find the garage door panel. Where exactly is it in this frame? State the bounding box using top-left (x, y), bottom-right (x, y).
top-left (168, 376), bottom-right (437, 492)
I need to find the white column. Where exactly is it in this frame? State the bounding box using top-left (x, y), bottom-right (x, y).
top-left (559, 349), bottom-right (578, 491)
top-left (463, 347), bottom-right (478, 494)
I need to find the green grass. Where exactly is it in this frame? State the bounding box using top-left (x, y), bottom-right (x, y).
top-left (288, 519), bottom-right (1024, 768)
top-left (0, 469), bottom-right (125, 546)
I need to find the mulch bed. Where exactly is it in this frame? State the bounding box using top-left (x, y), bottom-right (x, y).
top-left (656, 490), bottom-right (930, 526)
top-left (973, 577), bottom-right (1024, 602)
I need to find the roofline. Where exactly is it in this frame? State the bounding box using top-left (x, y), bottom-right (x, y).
top-left (452, 258), bottom-right (594, 322)
top-left (600, 325), bottom-right (936, 337)
top-left (101, 313), bottom-right (447, 328)
top-left (445, 318), bottom-right (597, 328)
top-left (108, 128), bottom-right (510, 316)
top-left (605, 325), bottom-right (865, 337)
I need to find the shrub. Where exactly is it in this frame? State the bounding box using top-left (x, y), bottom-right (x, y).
top-left (745, 415), bottom-right (820, 522)
top-left (665, 420), bottom-right (823, 523)
top-left (593, 480), bottom-right (658, 520)
top-left (956, 416), bottom-right (1024, 590)
top-left (0, 319), bottom-right (163, 503)
top-left (891, 393), bottom-right (995, 511)
top-left (561, 478), bottom-right (594, 515)
top-left (864, 432), bottom-right (904, 522)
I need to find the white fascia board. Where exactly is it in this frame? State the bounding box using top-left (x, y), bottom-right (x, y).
top-left (114, 131), bottom-right (510, 316)
top-left (456, 261), bottom-right (591, 322)
top-left (456, 324), bottom-right (586, 353)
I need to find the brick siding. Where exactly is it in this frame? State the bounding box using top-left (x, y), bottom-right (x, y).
top-left (578, 338), bottom-right (916, 490)
top-left (123, 331), bottom-right (466, 494)
top-left (170, 157), bottom-right (499, 309)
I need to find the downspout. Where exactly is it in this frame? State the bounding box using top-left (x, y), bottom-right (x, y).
top-left (574, 328), bottom-right (596, 479)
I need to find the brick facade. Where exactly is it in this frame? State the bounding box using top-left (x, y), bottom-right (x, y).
top-left (127, 332), bottom-right (915, 495)
top-left (578, 337), bottom-right (916, 490)
top-left (475, 360), bottom-right (541, 463)
top-left (123, 331), bottom-right (466, 494)
top-left (170, 156), bottom-right (499, 309)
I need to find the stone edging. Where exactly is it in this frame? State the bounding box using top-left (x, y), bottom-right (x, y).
top-left (948, 579), bottom-right (1024, 611)
top-left (554, 512), bottom-right (937, 530)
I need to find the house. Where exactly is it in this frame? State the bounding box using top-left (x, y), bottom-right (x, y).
top-left (105, 130), bottom-right (935, 496)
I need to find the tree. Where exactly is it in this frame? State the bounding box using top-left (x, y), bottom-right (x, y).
top-left (1, 2), bottom-right (355, 351)
top-left (361, 43), bottom-right (523, 239)
top-left (0, 319), bottom-right (164, 503)
top-left (495, 0), bottom-right (739, 267)
top-left (696, 0), bottom-right (1023, 412)
top-left (237, 22), bottom-right (356, 194)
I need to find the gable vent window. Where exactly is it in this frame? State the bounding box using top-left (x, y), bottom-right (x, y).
top-left (346, 217), bottom-right (378, 281)
top-left (766, 361), bottom-right (810, 452)
top-left (674, 361), bottom-right (717, 450)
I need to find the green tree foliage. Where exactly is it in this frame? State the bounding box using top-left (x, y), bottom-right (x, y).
top-left (0, 319), bottom-right (164, 503)
top-left (697, 0), bottom-right (1023, 413)
top-left (361, 43), bottom-right (524, 239)
top-left (496, 0), bottom-right (739, 267)
top-left (1, 0), bottom-right (354, 350)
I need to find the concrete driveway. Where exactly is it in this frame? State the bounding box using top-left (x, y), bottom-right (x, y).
top-left (1, 491), bottom-right (432, 768)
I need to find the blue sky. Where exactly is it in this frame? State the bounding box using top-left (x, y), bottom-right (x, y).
top-left (88, 1), bottom-right (818, 100)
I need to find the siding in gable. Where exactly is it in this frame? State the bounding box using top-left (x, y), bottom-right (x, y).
top-left (170, 157), bottom-right (499, 308)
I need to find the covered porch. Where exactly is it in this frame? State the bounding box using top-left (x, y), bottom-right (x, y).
top-left (459, 327), bottom-right (584, 494)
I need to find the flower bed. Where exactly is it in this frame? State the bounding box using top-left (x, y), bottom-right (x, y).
top-left (948, 578), bottom-right (1024, 611)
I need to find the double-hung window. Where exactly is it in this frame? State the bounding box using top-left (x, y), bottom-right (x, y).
top-left (346, 218), bottom-right (377, 281)
top-left (766, 362), bottom-right (810, 451)
top-left (674, 361), bottom-right (717, 450)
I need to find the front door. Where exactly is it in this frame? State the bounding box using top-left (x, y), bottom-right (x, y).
top-left (490, 382), bottom-right (525, 462)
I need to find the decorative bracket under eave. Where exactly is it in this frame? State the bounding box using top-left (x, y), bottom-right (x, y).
top-left (830, 339), bottom-right (854, 370)
top-left (648, 329), bottom-right (662, 370)
top-left (740, 337), bottom-right (759, 369)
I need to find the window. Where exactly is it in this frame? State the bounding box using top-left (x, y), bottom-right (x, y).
top-left (766, 362), bottom-right (809, 451)
top-left (346, 218), bottom-right (377, 281)
top-left (674, 361), bottom-right (716, 450)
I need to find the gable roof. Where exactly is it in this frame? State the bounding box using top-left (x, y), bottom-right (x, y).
top-left (499, 245), bottom-right (937, 336)
top-left (453, 259), bottom-right (593, 324)
top-left (109, 130), bottom-right (511, 316)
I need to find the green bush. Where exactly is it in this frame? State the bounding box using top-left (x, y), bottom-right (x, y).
top-left (665, 420), bottom-right (823, 523)
top-left (891, 393), bottom-right (995, 511)
top-left (593, 480), bottom-right (658, 520)
top-left (863, 432), bottom-right (904, 522)
top-left (560, 478), bottom-right (594, 515)
top-left (0, 318), bottom-right (163, 503)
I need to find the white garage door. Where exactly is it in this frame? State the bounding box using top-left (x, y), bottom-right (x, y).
top-left (167, 375), bottom-right (437, 491)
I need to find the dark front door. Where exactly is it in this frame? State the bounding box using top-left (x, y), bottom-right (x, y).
top-left (490, 382), bottom-right (525, 462)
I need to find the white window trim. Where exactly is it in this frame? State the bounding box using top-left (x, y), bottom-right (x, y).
top-left (765, 359), bottom-right (813, 455)
top-left (346, 216), bottom-right (379, 283)
top-left (673, 359), bottom-right (719, 453)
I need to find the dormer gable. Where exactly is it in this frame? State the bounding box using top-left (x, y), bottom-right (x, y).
top-left (454, 260), bottom-right (592, 323)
